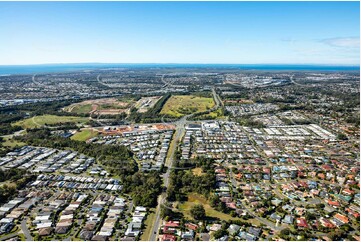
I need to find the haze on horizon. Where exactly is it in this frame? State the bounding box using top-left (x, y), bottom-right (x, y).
top-left (0, 1), bottom-right (359, 65)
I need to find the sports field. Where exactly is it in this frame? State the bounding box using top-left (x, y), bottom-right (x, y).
top-left (160, 95), bottom-right (215, 118)
top-left (14, 115), bottom-right (88, 129)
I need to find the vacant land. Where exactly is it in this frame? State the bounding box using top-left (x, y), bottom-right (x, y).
top-left (178, 193), bottom-right (235, 221)
top-left (192, 167), bottom-right (205, 176)
top-left (160, 95), bottom-right (215, 118)
top-left (71, 129), bottom-right (99, 141)
top-left (14, 115), bottom-right (88, 129)
top-left (64, 98), bottom-right (134, 115)
top-left (194, 108), bottom-right (226, 120)
top-left (178, 193), bottom-right (260, 225)
top-left (70, 104), bottom-right (92, 114)
top-left (2, 137), bottom-right (26, 148)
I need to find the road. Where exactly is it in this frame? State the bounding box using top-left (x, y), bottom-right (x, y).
top-left (149, 116), bottom-right (186, 241)
top-left (96, 74), bottom-right (110, 87)
top-left (20, 219), bottom-right (33, 241)
top-left (241, 203), bottom-right (287, 231)
top-left (148, 87), bottom-right (224, 240)
top-left (289, 75), bottom-right (307, 87)
top-left (32, 74), bottom-right (44, 87)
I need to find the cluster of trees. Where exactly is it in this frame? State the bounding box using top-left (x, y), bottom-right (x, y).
top-left (121, 171), bottom-right (163, 207)
top-left (279, 227), bottom-right (310, 241)
top-left (167, 157), bottom-right (215, 202)
top-left (209, 194), bottom-right (231, 214)
top-left (345, 114), bottom-right (360, 127)
top-left (0, 113), bottom-right (23, 135)
top-left (190, 204), bottom-right (206, 220)
top-left (0, 168), bottom-right (37, 203)
top-left (160, 205), bottom-right (183, 220)
top-left (337, 133), bottom-right (348, 140)
top-left (0, 168), bottom-right (27, 182)
top-left (1, 99), bottom-right (88, 117)
top-left (237, 117), bottom-right (265, 128)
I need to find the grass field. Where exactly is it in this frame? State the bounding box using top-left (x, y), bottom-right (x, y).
top-left (140, 209), bottom-right (156, 241)
top-left (65, 98), bottom-right (134, 115)
top-left (14, 115), bottom-right (88, 129)
top-left (160, 95), bottom-right (215, 118)
top-left (199, 108), bottom-right (226, 120)
top-left (71, 129), bottom-right (99, 141)
top-left (2, 137), bottom-right (26, 148)
top-left (178, 193), bottom-right (235, 221)
top-left (178, 193), bottom-right (260, 225)
top-left (71, 104), bottom-right (92, 114)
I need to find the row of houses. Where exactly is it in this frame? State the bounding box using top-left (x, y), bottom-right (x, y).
top-left (124, 206), bottom-right (147, 239)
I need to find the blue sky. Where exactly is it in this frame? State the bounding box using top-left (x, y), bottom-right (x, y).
top-left (0, 1), bottom-right (359, 65)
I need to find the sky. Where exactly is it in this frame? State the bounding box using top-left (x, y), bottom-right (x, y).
top-left (0, 1), bottom-right (359, 65)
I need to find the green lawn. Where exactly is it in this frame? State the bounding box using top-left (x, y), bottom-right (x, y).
top-left (140, 209), bottom-right (156, 241)
top-left (194, 108), bottom-right (227, 120)
top-left (71, 104), bottom-right (92, 114)
top-left (14, 115), bottom-right (88, 129)
top-left (160, 95), bottom-right (215, 118)
top-left (71, 129), bottom-right (99, 141)
top-left (178, 193), bottom-right (235, 221)
top-left (178, 193), bottom-right (260, 225)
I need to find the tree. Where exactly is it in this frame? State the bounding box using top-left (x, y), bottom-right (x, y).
top-left (160, 205), bottom-right (175, 220)
top-left (190, 204), bottom-right (206, 220)
top-left (280, 228), bottom-right (290, 236)
top-left (213, 229), bottom-right (228, 239)
top-left (337, 133), bottom-right (348, 140)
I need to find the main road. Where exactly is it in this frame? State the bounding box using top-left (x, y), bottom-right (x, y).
top-left (148, 115), bottom-right (188, 241)
top-left (149, 87), bottom-right (221, 240)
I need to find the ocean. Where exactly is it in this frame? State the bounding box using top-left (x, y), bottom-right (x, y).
top-left (0, 63), bottom-right (359, 75)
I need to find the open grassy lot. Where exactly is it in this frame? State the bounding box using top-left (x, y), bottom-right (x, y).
top-left (64, 98), bottom-right (135, 115)
top-left (160, 95), bottom-right (215, 118)
top-left (140, 209), bottom-right (156, 241)
top-left (192, 167), bottom-right (205, 176)
top-left (178, 193), bottom-right (260, 225)
top-left (2, 137), bottom-right (26, 148)
top-left (14, 115), bottom-right (88, 129)
top-left (71, 104), bottom-right (92, 114)
top-left (195, 108), bottom-right (227, 120)
top-left (71, 129), bottom-right (99, 141)
top-left (178, 193), bottom-right (235, 221)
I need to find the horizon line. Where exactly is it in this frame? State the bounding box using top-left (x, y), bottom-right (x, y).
top-left (0, 62), bottom-right (359, 67)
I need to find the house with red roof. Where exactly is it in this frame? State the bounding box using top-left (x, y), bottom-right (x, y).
top-left (327, 199), bottom-right (340, 208)
top-left (160, 234), bottom-right (176, 241)
top-left (346, 208), bottom-right (360, 219)
top-left (185, 223), bottom-right (198, 231)
top-left (296, 217), bottom-right (308, 228)
top-left (319, 218), bottom-right (335, 228)
top-left (342, 189), bottom-right (355, 196)
top-left (333, 213), bottom-right (349, 225)
top-left (165, 221), bottom-right (180, 227)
